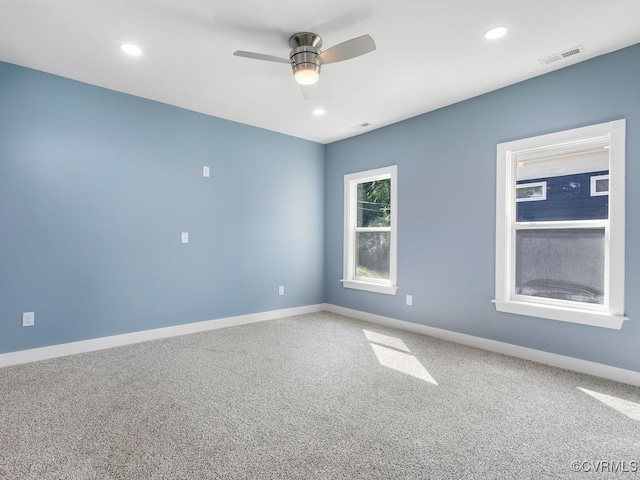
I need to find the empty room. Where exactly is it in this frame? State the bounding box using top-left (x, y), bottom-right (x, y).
top-left (1, 1), bottom-right (639, 479)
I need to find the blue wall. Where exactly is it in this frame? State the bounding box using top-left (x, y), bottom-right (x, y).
top-left (2, 44), bottom-right (639, 374)
top-left (325, 43), bottom-right (640, 372)
top-left (0, 61), bottom-right (325, 354)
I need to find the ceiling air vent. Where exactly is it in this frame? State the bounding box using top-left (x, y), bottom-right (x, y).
top-left (538, 45), bottom-right (586, 65)
top-left (351, 122), bottom-right (372, 130)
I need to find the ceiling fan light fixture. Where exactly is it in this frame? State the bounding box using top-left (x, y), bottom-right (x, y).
top-left (293, 64), bottom-right (320, 85)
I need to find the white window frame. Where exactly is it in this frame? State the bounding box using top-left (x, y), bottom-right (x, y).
top-left (516, 181), bottom-right (547, 202)
top-left (494, 120), bottom-right (626, 329)
top-left (342, 165), bottom-right (398, 295)
top-left (591, 174), bottom-right (610, 196)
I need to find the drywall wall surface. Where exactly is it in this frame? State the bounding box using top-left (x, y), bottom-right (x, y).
top-left (0, 61), bottom-right (325, 354)
top-left (325, 43), bottom-right (640, 372)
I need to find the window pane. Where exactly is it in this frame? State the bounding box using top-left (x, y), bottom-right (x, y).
top-left (595, 177), bottom-right (609, 193)
top-left (356, 231), bottom-right (390, 279)
top-left (515, 143), bottom-right (609, 221)
top-left (516, 183), bottom-right (545, 201)
top-left (357, 179), bottom-right (391, 228)
top-left (516, 171), bottom-right (609, 221)
top-left (516, 229), bottom-right (605, 304)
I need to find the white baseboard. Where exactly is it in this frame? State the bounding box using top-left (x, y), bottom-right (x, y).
top-left (4, 303), bottom-right (638, 387)
top-left (0, 304), bottom-right (324, 368)
top-left (323, 304), bottom-right (640, 387)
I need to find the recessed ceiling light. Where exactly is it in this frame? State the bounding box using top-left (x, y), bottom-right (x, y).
top-left (120, 43), bottom-right (142, 56)
top-left (313, 108), bottom-right (326, 116)
top-left (484, 26), bottom-right (508, 40)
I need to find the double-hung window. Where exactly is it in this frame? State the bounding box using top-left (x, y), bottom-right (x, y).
top-left (591, 174), bottom-right (610, 196)
top-left (494, 120), bottom-right (626, 329)
top-left (342, 165), bottom-right (398, 295)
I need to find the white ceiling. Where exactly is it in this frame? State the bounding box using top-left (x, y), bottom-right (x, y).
top-left (1, 0), bottom-right (639, 144)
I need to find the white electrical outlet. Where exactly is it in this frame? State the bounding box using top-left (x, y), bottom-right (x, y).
top-left (278, 286), bottom-right (284, 296)
top-left (203, 166), bottom-right (210, 177)
top-left (22, 312), bottom-right (35, 327)
top-left (406, 295), bottom-right (413, 306)
top-left (181, 232), bottom-right (189, 243)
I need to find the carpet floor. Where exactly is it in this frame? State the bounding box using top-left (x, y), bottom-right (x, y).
top-left (1, 312), bottom-right (639, 479)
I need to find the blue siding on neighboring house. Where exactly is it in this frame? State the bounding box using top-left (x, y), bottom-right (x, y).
top-left (517, 170), bottom-right (609, 221)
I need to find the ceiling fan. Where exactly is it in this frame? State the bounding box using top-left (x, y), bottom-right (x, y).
top-left (233, 32), bottom-right (376, 86)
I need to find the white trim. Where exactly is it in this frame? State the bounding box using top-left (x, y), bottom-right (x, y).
top-left (515, 219), bottom-right (606, 229)
top-left (492, 300), bottom-right (626, 329)
top-left (324, 304), bottom-right (640, 387)
top-left (0, 304), bottom-right (324, 368)
top-left (340, 279), bottom-right (399, 295)
top-left (342, 165), bottom-right (398, 295)
top-left (495, 120), bottom-right (626, 326)
top-left (590, 174), bottom-right (610, 196)
top-left (515, 181), bottom-right (547, 202)
top-left (608, 122), bottom-right (626, 315)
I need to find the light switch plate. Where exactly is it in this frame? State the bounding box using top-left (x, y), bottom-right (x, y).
top-left (181, 232), bottom-right (189, 243)
top-left (203, 166), bottom-right (210, 177)
top-left (22, 312), bottom-right (35, 327)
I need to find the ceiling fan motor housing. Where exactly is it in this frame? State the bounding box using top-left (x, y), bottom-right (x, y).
top-left (289, 32), bottom-right (323, 78)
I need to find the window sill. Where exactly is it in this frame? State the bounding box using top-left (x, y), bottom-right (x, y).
top-left (341, 280), bottom-right (398, 295)
top-left (492, 299), bottom-right (627, 330)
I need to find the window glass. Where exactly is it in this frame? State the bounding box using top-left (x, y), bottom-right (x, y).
top-left (515, 145), bottom-right (609, 222)
top-left (515, 229), bottom-right (605, 304)
top-left (513, 143), bottom-right (608, 305)
top-left (356, 231), bottom-right (390, 279)
top-left (516, 182), bottom-right (546, 202)
top-left (591, 175), bottom-right (610, 196)
top-left (357, 180), bottom-right (391, 227)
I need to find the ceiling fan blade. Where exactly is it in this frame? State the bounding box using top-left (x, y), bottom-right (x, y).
top-left (319, 34), bottom-right (376, 65)
top-left (233, 51), bottom-right (290, 64)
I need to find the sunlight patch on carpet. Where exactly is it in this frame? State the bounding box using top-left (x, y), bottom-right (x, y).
top-left (578, 388), bottom-right (640, 421)
top-left (363, 330), bottom-right (410, 352)
top-left (363, 329), bottom-right (437, 384)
